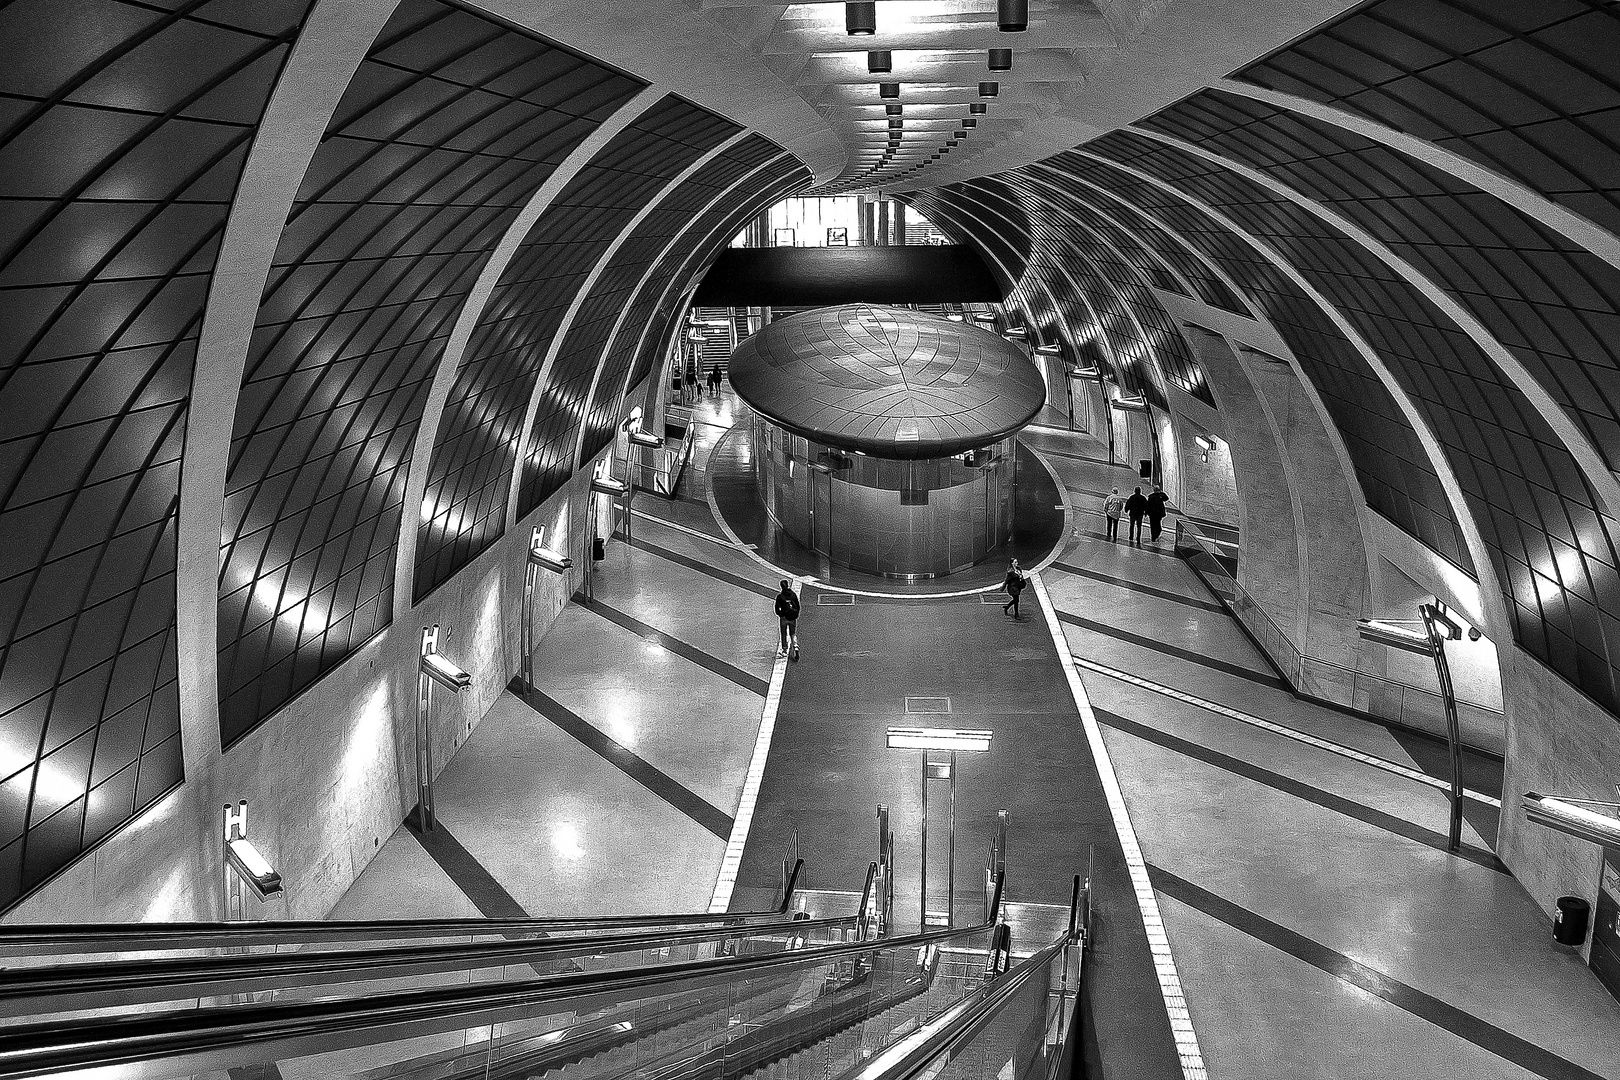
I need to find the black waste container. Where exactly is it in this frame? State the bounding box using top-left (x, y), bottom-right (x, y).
top-left (592, 537), bottom-right (606, 561)
top-left (1554, 895), bottom-right (1591, 946)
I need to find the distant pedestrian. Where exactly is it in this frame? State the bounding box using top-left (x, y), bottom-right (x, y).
top-left (683, 363), bottom-right (699, 404)
top-left (708, 366), bottom-right (722, 397)
top-left (774, 579), bottom-right (801, 658)
top-left (1146, 484), bottom-right (1170, 542)
top-left (1102, 487), bottom-right (1124, 542)
top-left (1002, 558), bottom-right (1026, 618)
top-left (1125, 486), bottom-right (1148, 544)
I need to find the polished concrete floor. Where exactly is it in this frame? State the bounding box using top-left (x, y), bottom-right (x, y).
top-left (332, 385), bottom-right (1620, 1080)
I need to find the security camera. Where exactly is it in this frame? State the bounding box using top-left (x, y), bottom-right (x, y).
top-left (1468, 627), bottom-right (1482, 641)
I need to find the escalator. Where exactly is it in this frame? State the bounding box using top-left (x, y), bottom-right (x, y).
top-left (0, 856), bottom-right (1086, 1080)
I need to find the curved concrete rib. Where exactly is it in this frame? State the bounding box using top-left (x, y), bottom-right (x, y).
top-left (1214, 78), bottom-right (1620, 278)
top-left (390, 86), bottom-right (665, 623)
top-left (1128, 125), bottom-right (1620, 523)
top-left (563, 132), bottom-right (754, 479)
top-left (599, 153), bottom-right (804, 438)
top-left (177, 0), bottom-right (401, 771)
top-left (612, 151), bottom-right (803, 404)
top-left (1077, 150), bottom-right (1512, 640)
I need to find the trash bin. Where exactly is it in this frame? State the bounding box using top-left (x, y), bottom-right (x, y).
top-left (1554, 895), bottom-right (1591, 946)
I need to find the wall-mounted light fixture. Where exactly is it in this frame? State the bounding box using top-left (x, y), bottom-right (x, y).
top-left (416, 625), bottom-right (469, 832)
top-left (846, 2), bottom-right (876, 35)
top-left (1357, 604), bottom-right (1468, 849)
top-left (997, 0), bottom-right (1028, 31)
top-left (223, 801), bottom-right (281, 902)
top-left (1524, 790), bottom-right (1620, 848)
top-left (1110, 394), bottom-right (1149, 413)
top-left (979, 82), bottom-right (999, 97)
top-left (987, 48), bottom-right (1012, 71)
top-left (590, 470), bottom-right (630, 499)
top-left (1002, 326), bottom-right (1028, 339)
top-left (867, 50), bottom-right (892, 73)
top-left (1034, 343), bottom-right (1062, 356)
top-left (522, 525), bottom-right (572, 686)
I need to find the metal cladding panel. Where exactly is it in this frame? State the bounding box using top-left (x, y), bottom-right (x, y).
top-left (217, 0), bottom-right (643, 744)
top-left (1237, 0), bottom-right (1620, 241)
top-left (413, 96), bottom-right (738, 602)
top-left (1054, 152), bottom-right (1471, 573)
top-left (1139, 88), bottom-right (1620, 471)
top-left (0, 0), bottom-right (316, 910)
top-left (897, 189), bottom-right (1030, 292)
top-left (615, 158), bottom-right (811, 407)
top-left (572, 136), bottom-right (782, 469)
top-left (1032, 155), bottom-right (1254, 317)
top-left (1093, 128), bottom-right (1620, 717)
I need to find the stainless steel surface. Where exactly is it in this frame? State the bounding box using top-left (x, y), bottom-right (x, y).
top-left (728, 304), bottom-right (1045, 459)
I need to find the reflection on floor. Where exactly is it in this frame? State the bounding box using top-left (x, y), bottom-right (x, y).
top-left (329, 386), bottom-right (1620, 1080)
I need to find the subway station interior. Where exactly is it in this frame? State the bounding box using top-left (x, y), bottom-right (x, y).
top-left (3, 0), bottom-right (1620, 1077)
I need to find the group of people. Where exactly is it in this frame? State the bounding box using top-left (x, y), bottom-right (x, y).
top-left (676, 361), bottom-right (725, 404)
top-left (1102, 484), bottom-right (1170, 543)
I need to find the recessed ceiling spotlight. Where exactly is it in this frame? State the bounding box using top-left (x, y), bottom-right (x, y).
top-left (846, 2), bottom-right (876, 35)
top-left (979, 82), bottom-right (999, 97)
top-left (868, 50), bottom-right (892, 73)
top-left (963, 117), bottom-right (977, 127)
top-left (970, 102), bottom-right (988, 114)
top-left (886, 102), bottom-right (902, 115)
top-left (988, 49), bottom-right (1012, 71)
top-left (880, 82), bottom-right (901, 99)
top-left (998, 0), bottom-right (1028, 32)
top-left (889, 117), bottom-right (903, 129)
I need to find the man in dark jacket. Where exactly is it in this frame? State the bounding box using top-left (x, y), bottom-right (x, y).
top-left (1125, 487), bottom-right (1148, 544)
top-left (1146, 485), bottom-right (1170, 542)
top-left (774, 580), bottom-right (801, 658)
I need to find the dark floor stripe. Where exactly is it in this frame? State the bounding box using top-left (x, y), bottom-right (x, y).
top-left (1057, 610), bottom-right (1286, 689)
top-left (616, 531), bottom-right (776, 599)
top-left (1072, 529), bottom-right (1182, 558)
top-left (509, 678), bottom-right (734, 840)
top-left (1096, 709), bottom-right (1505, 872)
top-left (1028, 443), bottom-right (1123, 469)
top-left (635, 508), bottom-right (730, 544)
top-left (1147, 866), bottom-right (1605, 1080)
top-left (578, 594), bottom-right (771, 696)
top-left (1051, 562), bottom-right (1226, 614)
top-left (405, 809), bottom-right (530, 919)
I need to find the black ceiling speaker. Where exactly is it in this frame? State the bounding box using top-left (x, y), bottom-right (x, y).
top-left (846, 2), bottom-right (876, 35)
top-left (988, 48), bottom-right (1012, 71)
top-left (880, 82), bottom-right (901, 98)
top-left (998, 0), bottom-right (1028, 32)
top-left (868, 50), bottom-right (892, 73)
top-left (979, 82), bottom-right (999, 97)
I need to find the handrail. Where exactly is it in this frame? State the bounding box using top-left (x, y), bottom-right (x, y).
top-left (0, 908), bottom-right (1003, 1079)
top-left (0, 860), bottom-right (806, 956)
top-left (831, 925), bottom-right (1083, 1080)
top-left (0, 911), bottom-right (861, 1018)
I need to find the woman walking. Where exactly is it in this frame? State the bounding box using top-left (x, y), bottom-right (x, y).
top-left (1002, 558), bottom-right (1026, 618)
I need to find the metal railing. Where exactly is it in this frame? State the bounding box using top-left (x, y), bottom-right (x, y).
top-left (631, 420), bottom-right (698, 500)
top-left (0, 884), bottom-right (1010, 1080)
top-left (1173, 519), bottom-right (1503, 743)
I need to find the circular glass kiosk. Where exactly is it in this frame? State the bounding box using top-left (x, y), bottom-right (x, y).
top-left (728, 304), bottom-right (1046, 579)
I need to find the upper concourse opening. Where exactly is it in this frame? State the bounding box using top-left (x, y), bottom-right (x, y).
top-left (732, 196), bottom-right (951, 247)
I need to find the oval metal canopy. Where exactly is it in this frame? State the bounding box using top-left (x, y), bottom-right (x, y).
top-left (727, 304), bottom-right (1046, 460)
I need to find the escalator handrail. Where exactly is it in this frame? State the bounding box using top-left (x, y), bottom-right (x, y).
top-left (0, 908), bottom-right (1001, 1080)
top-left (0, 860), bottom-right (806, 956)
top-left (830, 926), bottom-right (1083, 1080)
top-left (0, 912), bottom-right (862, 1017)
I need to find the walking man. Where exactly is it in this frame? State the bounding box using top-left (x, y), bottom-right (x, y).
top-left (708, 365), bottom-right (723, 397)
top-left (1102, 487), bottom-right (1124, 541)
top-left (1002, 558), bottom-right (1026, 618)
top-left (683, 362), bottom-right (699, 404)
top-left (775, 579), bottom-right (801, 659)
top-left (1147, 484), bottom-right (1170, 542)
top-left (1125, 486), bottom-right (1148, 544)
